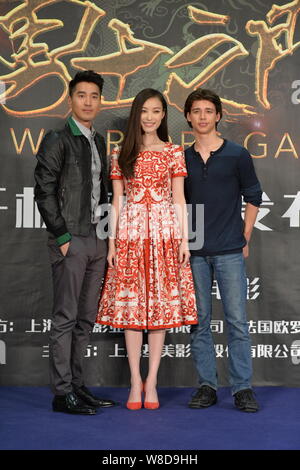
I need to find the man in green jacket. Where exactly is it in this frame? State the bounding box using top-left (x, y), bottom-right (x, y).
top-left (35, 70), bottom-right (115, 415)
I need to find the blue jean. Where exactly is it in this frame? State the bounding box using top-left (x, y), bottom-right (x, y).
top-left (190, 253), bottom-right (252, 395)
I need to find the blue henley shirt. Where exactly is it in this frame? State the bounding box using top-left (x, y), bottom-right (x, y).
top-left (184, 139), bottom-right (262, 256)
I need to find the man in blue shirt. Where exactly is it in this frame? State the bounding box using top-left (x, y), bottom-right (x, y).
top-left (184, 89), bottom-right (262, 412)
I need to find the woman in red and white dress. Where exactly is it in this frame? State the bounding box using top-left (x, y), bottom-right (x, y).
top-left (96, 88), bottom-right (197, 409)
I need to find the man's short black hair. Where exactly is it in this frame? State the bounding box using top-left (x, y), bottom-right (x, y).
top-left (69, 70), bottom-right (104, 96)
top-left (184, 88), bottom-right (223, 129)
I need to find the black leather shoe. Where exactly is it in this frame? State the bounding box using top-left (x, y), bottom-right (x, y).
top-left (188, 385), bottom-right (217, 408)
top-left (234, 388), bottom-right (259, 412)
top-left (74, 386), bottom-right (116, 408)
top-left (52, 392), bottom-right (97, 415)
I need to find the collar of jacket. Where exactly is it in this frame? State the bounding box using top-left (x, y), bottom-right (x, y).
top-left (67, 116), bottom-right (83, 136)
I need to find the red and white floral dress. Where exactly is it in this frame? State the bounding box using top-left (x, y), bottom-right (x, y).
top-left (96, 143), bottom-right (198, 330)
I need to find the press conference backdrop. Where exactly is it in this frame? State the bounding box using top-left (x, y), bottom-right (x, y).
top-left (0, 0), bottom-right (299, 387)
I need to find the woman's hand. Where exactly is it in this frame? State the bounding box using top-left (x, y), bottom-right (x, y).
top-left (178, 239), bottom-right (190, 267)
top-left (107, 239), bottom-right (116, 268)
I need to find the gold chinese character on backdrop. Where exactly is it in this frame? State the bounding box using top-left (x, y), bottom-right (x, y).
top-left (72, 19), bottom-right (173, 107)
top-left (164, 6), bottom-right (256, 120)
top-left (246, 0), bottom-right (300, 109)
top-left (0, 1), bottom-right (299, 118)
top-left (0, 0), bottom-right (106, 117)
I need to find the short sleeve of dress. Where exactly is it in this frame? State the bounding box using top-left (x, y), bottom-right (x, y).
top-left (110, 145), bottom-right (123, 180)
top-left (170, 145), bottom-right (188, 178)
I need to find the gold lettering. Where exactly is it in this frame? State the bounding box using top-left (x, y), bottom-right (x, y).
top-left (0, 1), bottom-right (106, 117)
top-left (244, 132), bottom-right (267, 158)
top-left (188, 6), bottom-right (229, 24)
top-left (10, 128), bottom-right (45, 154)
top-left (246, 0), bottom-right (300, 109)
top-left (274, 132), bottom-right (298, 158)
top-left (106, 130), bottom-right (124, 155)
top-left (164, 6), bottom-right (255, 119)
top-left (181, 131), bottom-right (194, 149)
top-left (1, 1), bottom-right (299, 118)
top-left (72, 19), bottom-right (172, 106)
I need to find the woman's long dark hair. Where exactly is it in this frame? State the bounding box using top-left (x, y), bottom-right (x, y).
top-left (118, 88), bottom-right (169, 178)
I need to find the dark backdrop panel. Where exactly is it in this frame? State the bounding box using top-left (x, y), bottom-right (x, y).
top-left (0, 0), bottom-right (299, 386)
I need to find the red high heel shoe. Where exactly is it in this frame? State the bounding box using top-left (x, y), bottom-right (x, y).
top-left (144, 401), bottom-right (159, 410)
top-left (144, 382), bottom-right (160, 410)
top-left (126, 383), bottom-right (144, 410)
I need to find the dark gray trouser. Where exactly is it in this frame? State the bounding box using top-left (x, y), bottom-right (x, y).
top-left (47, 225), bottom-right (107, 395)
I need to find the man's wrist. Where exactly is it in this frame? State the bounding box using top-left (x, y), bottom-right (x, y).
top-left (56, 232), bottom-right (72, 246)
